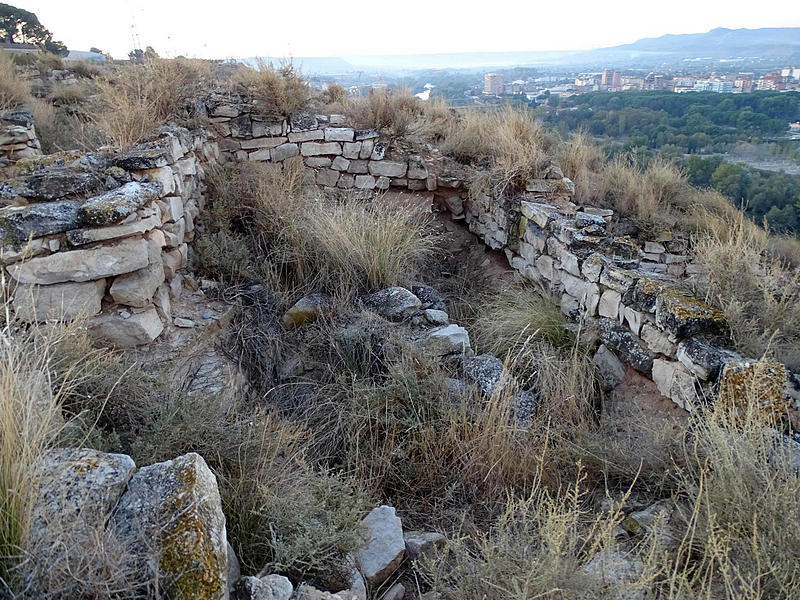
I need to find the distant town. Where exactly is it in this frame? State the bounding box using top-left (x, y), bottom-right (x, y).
top-left (481, 67), bottom-right (800, 101)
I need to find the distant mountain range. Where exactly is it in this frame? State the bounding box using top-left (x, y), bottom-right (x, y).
top-left (243, 27), bottom-right (800, 74)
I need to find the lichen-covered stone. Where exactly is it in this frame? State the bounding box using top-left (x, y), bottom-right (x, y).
top-left (363, 287), bottom-right (421, 321)
top-left (0, 200), bottom-right (80, 241)
top-left (599, 318), bottom-right (654, 375)
top-left (78, 181), bottom-right (162, 226)
top-left (29, 448), bottom-right (136, 558)
top-left (655, 288), bottom-right (725, 339)
top-left (460, 353), bottom-right (508, 396)
top-left (629, 277), bottom-right (663, 313)
top-left (114, 141), bottom-right (171, 170)
top-left (0, 168), bottom-right (101, 203)
top-left (718, 360), bottom-right (789, 417)
top-left (676, 337), bottom-right (740, 381)
top-left (282, 293), bottom-right (332, 329)
top-left (112, 452), bottom-right (229, 600)
top-left (424, 324), bottom-right (471, 356)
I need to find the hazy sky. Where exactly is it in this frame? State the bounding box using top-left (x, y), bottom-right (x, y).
top-left (19, 0), bottom-right (800, 59)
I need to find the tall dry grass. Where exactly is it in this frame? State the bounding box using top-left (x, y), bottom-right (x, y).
top-left (691, 208), bottom-right (800, 368)
top-left (94, 58), bottom-right (211, 147)
top-left (556, 129), bottom-right (606, 204)
top-left (328, 87), bottom-right (439, 138)
top-left (0, 51), bottom-right (32, 110)
top-left (442, 106), bottom-right (554, 197)
top-left (235, 59), bottom-right (311, 117)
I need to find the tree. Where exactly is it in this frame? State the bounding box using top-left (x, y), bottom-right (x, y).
top-left (0, 3), bottom-right (68, 55)
top-left (89, 46), bottom-right (102, 54)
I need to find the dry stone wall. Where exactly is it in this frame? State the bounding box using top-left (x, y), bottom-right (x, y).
top-left (1, 125), bottom-right (220, 346)
top-left (0, 108), bottom-right (42, 176)
top-left (433, 176), bottom-right (800, 418)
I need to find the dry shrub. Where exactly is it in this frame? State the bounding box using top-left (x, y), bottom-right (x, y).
top-left (320, 82), bottom-right (348, 104)
top-left (692, 209), bottom-right (800, 368)
top-left (556, 129), bottom-right (606, 204)
top-left (94, 58), bottom-right (209, 147)
top-left (49, 82), bottom-right (91, 105)
top-left (442, 106), bottom-right (553, 196)
top-left (0, 51), bottom-right (32, 110)
top-left (71, 60), bottom-right (103, 79)
top-left (766, 233), bottom-right (800, 268)
top-left (236, 59), bottom-right (311, 117)
top-left (600, 154), bottom-right (690, 234)
top-left (331, 87), bottom-right (426, 138)
top-left (664, 386), bottom-right (800, 598)
top-left (424, 473), bottom-right (652, 599)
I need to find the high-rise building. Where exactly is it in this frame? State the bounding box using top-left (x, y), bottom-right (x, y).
top-left (483, 73), bottom-right (505, 96)
top-left (601, 69), bottom-right (621, 89)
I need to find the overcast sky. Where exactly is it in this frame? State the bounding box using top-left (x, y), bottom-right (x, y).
top-left (19, 0), bottom-right (800, 59)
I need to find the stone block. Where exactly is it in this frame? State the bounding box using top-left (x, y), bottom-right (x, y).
top-left (622, 306), bottom-right (645, 336)
top-left (239, 136), bottom-right (286, 150)
top-left (581, 253), bottom-right (604, 283)
top-left (598, 289), bottom-right (622, 320)
top-left (110, 240), bottom-right (165, 308)
top-left (158, 196), bottom-right (184, 223)
top-left (324, 127), bottom-right (354, 142)
top-left (562, 272), bottom-right (588, 300)
top-left (520, 202), bottom-right (558, 229)
top-left (288, 130), bottom-right (324, 143)
top-left (316, 169), bottom-right (340, 187)
top-left (347, 159), bottom-right (369, 174)
top-left (0, 200), bottom-right (80, 242)
top-left (535, 254), bottom-right (554, 280)
top-left (337, 174), bottom-right (355, 189)
top-left (13, 279), bottom-right (106, 321)
top-left (652, 359), bottom-right (699, 411)
top-left (88, 307), bottom-right (164, 347)
top-left (599, 318), bottom-right (654, 374)
top-left (300, 142), bottom-right (342, 156)
top-left (594, 344), bottom-right (626, 391)
top-left (8, 237), bottom-right (149, 285)
top-left (368, 161), bottom-right (407, 177)
top-left (370, 142), bottom-right (388, 160)
top-left (305, 157), bottom-right (332, 168)
top-left (655, 289), bottom-right (725, 339)
top-left (354, 175), bottom-right (376, 190)
top-left (342, 142), bottom-right (362, 159)
top-left (424, 324), bottom-right (471, 356)
top-left (271, 143), bottom-right (299, 162)
top-left (359, 139), bottom-right (374, 159)
top-left (78, 182), bottom-right (162, 227)
top-left (331, 156), bottom-right (350, 171)
top-left (641, 323), bottom-right (677, 357)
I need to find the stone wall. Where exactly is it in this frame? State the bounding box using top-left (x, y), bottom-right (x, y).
top-left (432, 176), bottom-right (799, 418)
top-left (1, 127), bottom-right (220, 346)
top-left (201, 92), bottom-right (436, 194)
top-left (0, 108), bottom-right (42, 175)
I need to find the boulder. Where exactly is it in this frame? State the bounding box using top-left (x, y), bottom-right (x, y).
top-left (425, 324), bottom-right (471, 356)
top-left (282, 293), bottom-right (332, 329)
top-left (0, 200), bottom-right (81, 241)
top-left (13, 279), bottom-right (106, 321)
top-left (78, 182), bottom-right (162, 226)
top-left (460, 353), bottom-right (506, 396)
top-left (363, 287), bottom-right (421, 321)
top-left (7, 236), bottom-right (150, 285)
top-left (111, 453), bottom-right (229, 600)
top-left (88, 306), bottom-right (164, 347)
top-left (718, 360), bottom-right (789, 417)
top-left (356, 505), bottom-right (405, 587)
top-left (593, 344), bottom-right (626, 391)
top-left (29, 449), bottom-right (135, 556)
top-left (403, 530), bottom-right (446, 561)
top-left (233, 575), bottom-right (292, 600)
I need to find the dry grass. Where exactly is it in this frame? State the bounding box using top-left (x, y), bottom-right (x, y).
top-left (94, 58), bottom-right (211, 147)
top-left (441, 106), bottom-right (554, 197)
top-left (0, 51), bottom-right (32, 110)
top-left (235, 59), bottom-right (311, 117)
top-left (556, 129), bottom-right (606, 204)
top-left (691, 209), bottom-right (800, 368)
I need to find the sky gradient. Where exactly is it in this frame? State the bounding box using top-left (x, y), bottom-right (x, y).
top-left (19, 0), bottom-right (800, 60)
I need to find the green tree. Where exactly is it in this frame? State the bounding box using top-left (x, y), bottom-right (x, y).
top-left (711, 163), bottom-right (750, 202)
top-left (0, 3), bottom-right (67, 55)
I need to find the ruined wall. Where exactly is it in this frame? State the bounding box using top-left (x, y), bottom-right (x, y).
top-left (1, 126), bottom-right (219, 346)
top-left (433, 177), bottom-right (799, 417)
top-left (0, 109), bottom-right (42, 175)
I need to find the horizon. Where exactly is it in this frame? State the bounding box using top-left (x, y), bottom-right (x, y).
top-left (16, 0), bottom-right (800, 60)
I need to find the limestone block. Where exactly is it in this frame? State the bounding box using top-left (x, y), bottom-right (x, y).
top-left (375, 176), bottom-right (390, 190)
top-left (535, 254), bottom-right (554, 280)
top-left (163, 244), bottom-right (188, 279)
top-left (599, 264), bottom-right (638, 295)
top-left (111, 453), bottom-right (228, 599)
top-left (164, 218), bottom-right (186, 248)
top-left (561, 293), bottom-right (579, 316)
top-left (559, 249), bottom-right (581, 277)
top-left (8, 237), bottom-right (149, 285)
top-left (289, 112), bottom-right (318, 132)
top-left (110, 240), bottom-right (165, 307)
top-left (29, 449), bottom-right (135, 566)
top-left (13, 279), bottom-right (106, 321)
top-left (655, 289), bottom-right (725, 339)
top-left (583, 282), bottom-right (600, 316)
top-left (368, 161), bottom-right (407, 177)
top-left (354, 175), bottom-right (376, 190)
top-left (239, 136), bottom-right (286, 150)
top-left (562, 272), bottom-right (588, 300)
top-left (403, 531), bottom-right (446, 561)
top-left (581, 253), bottom-right (605, 283)
top-left (355, 129), bottom-right (379, 141)
top-left (520, 202), bottom-right (558, 229)
top-left (305, 157), bottom-right (332, 168)
top-left (677, 337), bottom-right (740, 381)
top-left (342, 142), bottom-right (362, 159)
top-left (0, 200), bottom-right (80, 241)
top-left (301, 142), bottom-right (342, 156)
top-left (363, 287), bottom-right (421, 321)
top-left (337, 174), bottom-right (355, 189)
top-left (641, 323), bottom-right (677, 357)
top-left (370, 142), bottom-right (388, 160)
top-left (331, 156), bottom-right (350, 171)
top-left (593, 344), bottom-right (626, 391)
top-left (78, 182), bottom-right (162, 226)
top-left (252, 120), bottom-right (285, 137)
top-left (316, 169), bottom-right (340, 187)
top-left (652, 359), bottom-right (699, 411)
top-left (346, 160), bottom-right (369, 174)
top-left (407, 156), bottom-right (428, 179)
top-left (425, 324), bottom-right (471, 356)
top-left (288, 130), bottom-right (324, 143)
top-left (271, 143), bottom-right (299, 162)
top-left (359, 139), bottom-right (374, 159)
top-left (644, 241), bottom-right (666, 254)
top-left (88, 307), bottom-right (164, 347)
top-left (598, 289), bottom-right (622, 320)
top-left (622, 306), bottom-right (645, 336)
top-left (356, 506), bottom-right (405, 587)
top-left (324, 127), bottom-right (354, 142)
top-left (136, 166), bottom-right (175, 196)
top-left (599, 318), bottom-right (654, 375)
